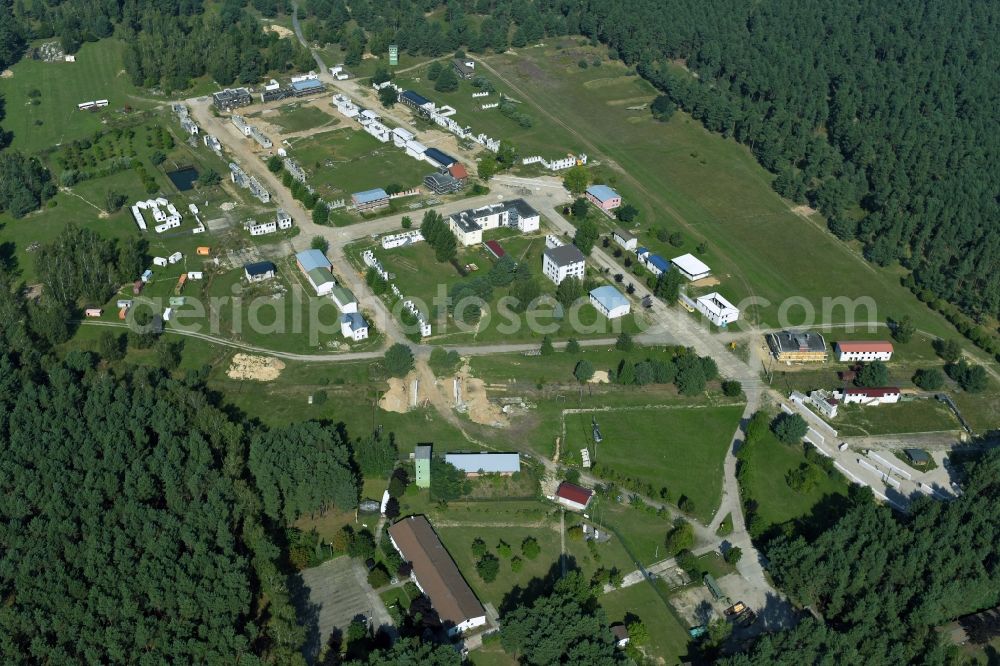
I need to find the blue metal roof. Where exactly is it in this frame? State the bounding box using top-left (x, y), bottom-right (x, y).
top-left (648, 254), bottom-right (670, 272)
top-left (445, 453), bottom-right (521, 474)
top-left (401, 90), bottom-right (431, 107)
top-left (244, 260), bottom-right (276, 276)
top-left (586, 184), bottom-right (620, 202)
top-left (424, 148), bottom-right (457, 167)
top-left (296, 249), bottom-right (331, 272)
top-left (590, 286), bottom-right (629, 311)
top-left (341, 312), bottom-right (368, 330)
top-left (290, 79), bottom-right (323, 92)
top-left (353, 188), bottom-right (389, 204)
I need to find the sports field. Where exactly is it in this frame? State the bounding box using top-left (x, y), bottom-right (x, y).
top-left (0, 40), bottom-right (155, 154)
top-left (568, 404), bottom-right (744, 523)
top-left (480, 42), bottom-right (971, 342)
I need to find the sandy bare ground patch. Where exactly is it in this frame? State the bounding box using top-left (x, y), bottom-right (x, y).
top-left (226, 354), bottom-right (285, 381)
top-left (264, 24), bottom-right (293, 39)
top-left (791, 204), bottom-right (818, 217)
top-left (588, 370), bottom-right (610, 384)
top-left (1, 69), bottom-right (12, 78)
top-left (605, 96), bottom-right (653, 107)
top-left (460, 374), bottom-right (507, 426)
top-left (690, 276), bottom-right (721, 288)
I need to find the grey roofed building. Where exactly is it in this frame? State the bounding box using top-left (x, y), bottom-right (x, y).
top-left (544, 243), bottom-right (586, 267)
top-left (767, 330), bottom-right (827, 354)
top-left (424, 172), bottom-right (462, 194)
top-left (444, 452), bottom-right (521, 476)
top-left (212, 87), bottom-right (252, 111)
top-left (506, 198), bottom-right (538, 219)
top-left (453, 59), bottom-right (476, 79)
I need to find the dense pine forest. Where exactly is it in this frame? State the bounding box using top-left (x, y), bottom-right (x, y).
top-left (0, 273), bottom-right (362, 663)
top-left (723, 451), bottom-right (1000, 664)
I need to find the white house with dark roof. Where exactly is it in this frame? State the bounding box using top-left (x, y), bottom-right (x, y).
top-left (447, 199), bottom-right (540, 246)
top-left (543, 244), bottom-right (586, 285)
top-left (612, 229), bottom-right (637, 251)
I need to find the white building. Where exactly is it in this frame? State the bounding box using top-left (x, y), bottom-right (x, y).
top-left (276, 208), bottom-right (293, 230)
top-left (381, 230), bottom-right (424, 249)
top-left (671, 253), bottom-right (712, 281)
top-left (392, 127), bottom-right (415, 147)
top-left (612, 229), bottom-right (637, 251)
top-left (153, 256), bottom-right (168, 267)
top-left (332, 94), bottom-right (359, 118)
top-left (167, 251), bottom-right (183, 264)
top-left (341, 312), bottom-right (369, 341)
top-left (808, 389), bottom-right (839, 419)
top-left (250, 126), bottom-right (272, 149)
top-left (330, 286), bottom-right (358, 313)
top-left (245, 218), bottom-right (277, 236)
top-left (543, 244), bottom-right (586, 285)
top-left (131, 206), bottom-right (147, 231)
top-left (834, 341), bottom-right (894, 362)
top-left (695, 292), bottom-right (740, 327)
top-left (589, 286), bottom-right (631, 319)
top-left (405, 139), bottom-right (427, 160)
top-left (231, 114), bottom-right (251, 136)
top-left (842, 387), bottom-right (901, 406)
top-left (363, 120), bottom-right (391, 143)
top-left (447, 199), bottom-right (540, 246)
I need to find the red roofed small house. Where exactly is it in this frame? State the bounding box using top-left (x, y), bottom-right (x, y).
top-left (555, 481), bottom-right (593, 511)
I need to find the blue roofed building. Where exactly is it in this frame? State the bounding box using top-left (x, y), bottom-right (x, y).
top-left (444, 452), bottom-right (521, 477)
top-left (295, 249), bottom-right (335, 295)
top-left (244, 261), bottom-right (277, 282)
top-left (589, 285), bottom-right (631, 319)
top-left (585, 184), bottom-right (622, 211)
top-left (290, 79), bottom-right (325, 96)
top-left (400, 90), bottom-right (433, 113)
top-left (352, 187), bottom-right (390, 212)
top-left (341, 312), bottom-right (369, 341)
top-left (424, 148), bottom-right (458, 168)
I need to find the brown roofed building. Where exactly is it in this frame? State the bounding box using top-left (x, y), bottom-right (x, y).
top-left (387, 515), bottom-right (487, 635)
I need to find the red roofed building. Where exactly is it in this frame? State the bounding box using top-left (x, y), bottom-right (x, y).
top-left (484, 240), bottom-right (506, 260)
top-left (448, 163), bottom-right (468, 182)
top-left (835, 341), bottom-right (894, 362)
top-left (843, 387), bottom-right (900, 406)
top-left (555, 481), bottom-right (593, 511)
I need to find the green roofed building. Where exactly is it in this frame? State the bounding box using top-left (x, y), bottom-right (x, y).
top-left (415, 444), bottom-right (432, 488)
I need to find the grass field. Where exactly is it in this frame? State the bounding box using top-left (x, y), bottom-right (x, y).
top-left (829, 399), bottom-right (960, 437)
top-left (569, 404), bottom-right (743, 523)
top-left (359, 232), bottom-right (648, 344)
top-left (601, 580), bottom-right (692, 663)
top-left (287, 127), bottom-right (430, 199)
top-left (257, 102), bottom-right (338, 133)
top-left (741, 431), bottom-right (851, 532)
top-left (0, 40), bottom-right (156, 154)
top-left (481, 41), bottom-right (984, 348)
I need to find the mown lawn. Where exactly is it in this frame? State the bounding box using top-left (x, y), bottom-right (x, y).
top-left (601, 580), bottom-right (692, 664)
top-left (741, 431), bottom-right (851, 531)
top-left (830, 399), bottom-right (960, 437)
top-left (261, 102), bottom-right (339, 133)
top-left (287, 127), bottom-right (430, 199)
top-left (569, 404), bottom-right (744, 523)
top-left (0, 40), bottom-right (156, 154)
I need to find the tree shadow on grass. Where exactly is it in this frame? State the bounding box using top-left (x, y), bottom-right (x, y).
top-left (499, 555), bottom-right (578, 616)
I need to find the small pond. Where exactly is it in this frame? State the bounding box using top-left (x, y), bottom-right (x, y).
top-left (167, 167), bottom-right (199, 191)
